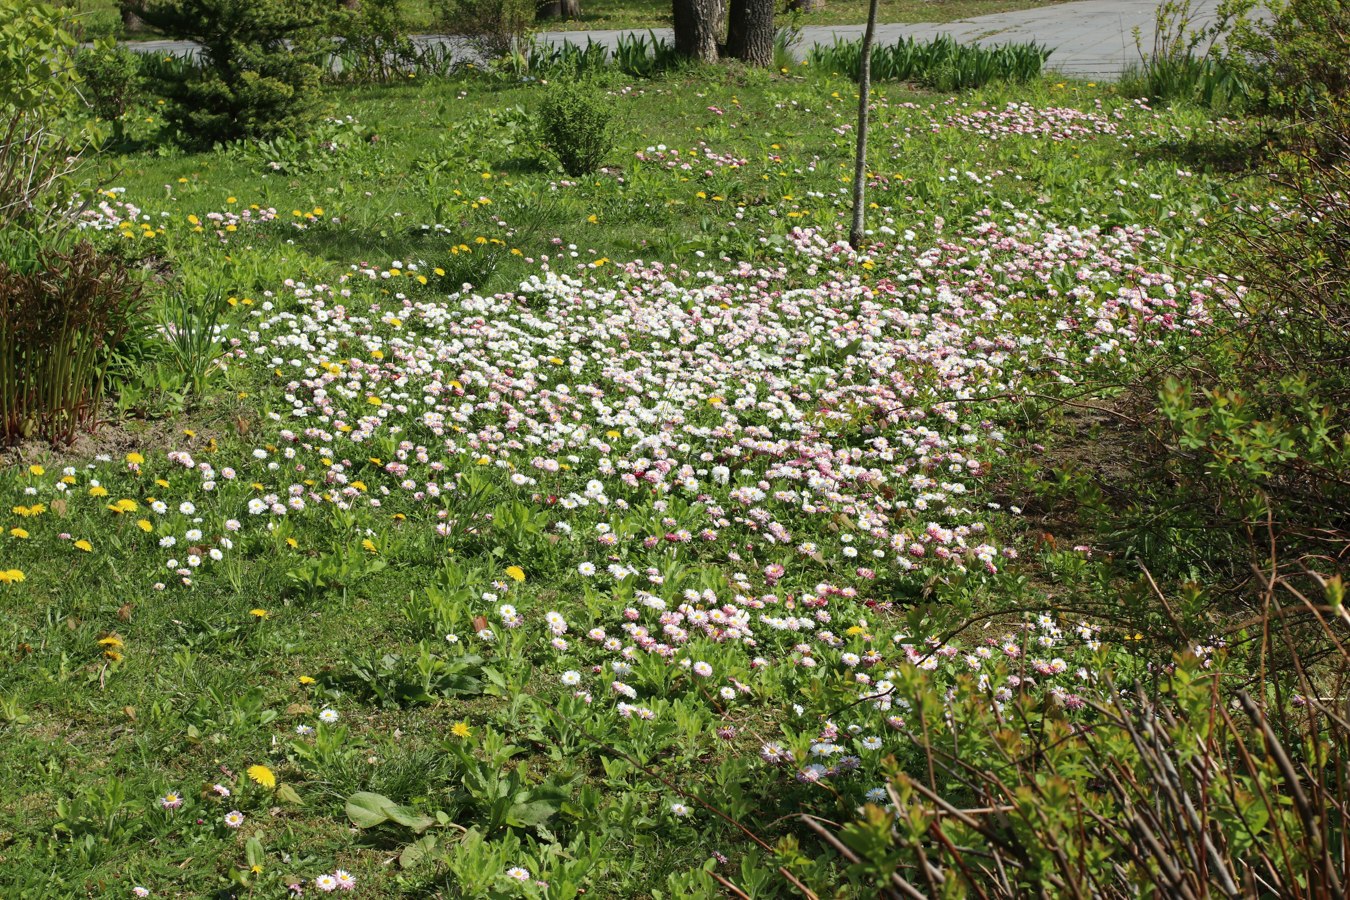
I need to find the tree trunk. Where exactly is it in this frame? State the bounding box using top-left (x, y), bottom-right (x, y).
top-left (537, 0), bottom-right (581, 19)
top-left (848, 0), bottom-right (878, 249)
top-left (672, 0), bottom-right (722, 62)
top-left (726, 0), bottom-right (773, 66)
top-left (120, 4), bottom-right (147, 33)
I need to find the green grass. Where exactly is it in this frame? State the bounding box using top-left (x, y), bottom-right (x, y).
top-left (0, 63), bottom-right (1266, 898)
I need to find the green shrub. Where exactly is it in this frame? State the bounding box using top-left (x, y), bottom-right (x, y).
top-left (0, 242), bottom-right (148, 445)
top-left (437, 0), bottom-right (535, 60)
top-left (1117, 0), bottom-right (1255, 110)
top-left (125, 0), bottom-right (328, 146)
top-left (1223, 0), bottom-right (1348, 112)
top-left (73, 40), bottom-right (145, 122)
top-left (0, 0), bottom-right (93, 245)
top-left (535, 80), bottom-right (615, 176)
top-left (332, 0), bottom-right (421, 83)
top-left (817, 638), bottom-right (1350, 897)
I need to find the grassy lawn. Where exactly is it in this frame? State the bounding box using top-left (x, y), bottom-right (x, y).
top-left (69, 0), bottom-right (1071, 39)
top-left (0, 59), bottom-right (1267, 898)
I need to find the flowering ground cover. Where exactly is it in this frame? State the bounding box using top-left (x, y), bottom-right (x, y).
top-left (0, 68), bottom-right (1265, 897)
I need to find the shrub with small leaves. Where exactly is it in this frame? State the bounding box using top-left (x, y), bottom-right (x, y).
top-left (536, 79), bottom-right (615, 177)
top-left (74, 40), bottom-right (145, 123)
top-left (437, 0), bottom-right (535, 60)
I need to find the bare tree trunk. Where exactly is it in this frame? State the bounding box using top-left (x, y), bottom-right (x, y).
top-left (726, 0), bottom-right (773, 66)
top-left (537, 0), bottom-right (581, 19)
top-left (120, 3), bottom-right (147, 32)
top-left (848, 0), bottom-right (878, 249)
top-left (673, 0), bottom-right (722, 62)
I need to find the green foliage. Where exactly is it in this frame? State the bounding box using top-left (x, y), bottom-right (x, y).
top-left (807, 34), bottom-right (1051, 90)
top-left (127, 0), bottom-right (327, 146)
top-left (437, 0), bottom-right (535, 59)
top-left (611, 31), bottom-right (682, 77)
top-left (158, 289), bottom-right (229, 396)
top-left (0, 0), bottom-right (94, 245)
top-left (73, 40), bottom-right (145, 123)
top-left (0, 242), bottom-right (147, 445)
top-left (0, 0), bottom-right (81, 111)
top-left (332, 0), bottom-right (422, 83)
top-left (535, 79), bottom-right (616, 176)
top-left (821, 648), bottom-right (1350, 897)
top-left (1229, 0), bottom-right (1350, 117)
top-left (342, 643), bottom-right (485, 707)
top-left (1117, 0), bottom-right (1255, 110)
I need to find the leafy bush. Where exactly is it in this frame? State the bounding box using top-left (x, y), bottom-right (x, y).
top-left (332, 0), bottom-right (422, 83)
top-left (73, 40), bottom-right (145, 125)
top-left (1230, 0), bottom-right (1350, 118)
top-left (807, 35), bottom-right (1050, 90)
top-left (535, 80), bottom-right (615, 176)
top-left (437, 0), bottom-right (535, 60)
top-left (0, 242), bottom-right (148, 445)
top-left (0, 0), bottom-right (92, 252)
top-left (819, 624), bottom-right (1350, 896)
top-left (125, 0), bottom-right (327, 146)
top-left (1118, 0), bottom-right (1254, 110)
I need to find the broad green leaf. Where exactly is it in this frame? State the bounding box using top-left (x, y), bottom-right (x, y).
top-left (345, 791), bottom-right (394, 828)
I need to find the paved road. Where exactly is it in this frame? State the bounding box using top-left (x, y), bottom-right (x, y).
top-left (122, 0), bottom-right (1224, 81)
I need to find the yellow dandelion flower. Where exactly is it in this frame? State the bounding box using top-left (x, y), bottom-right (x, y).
top-left (9, 527), bottom-right (28, 539)
top-left (28, 465), bottom-right (44, 476)
top-left (0, 569), bottom-right (25, 584)
top-left (137, 519), bottom-right (153, 533)
top-left (451, 721), bottom-right (472, 738)
top-left (97, 635), bottom-right (123, 647)
top-left (246, 764), bottom-right (276, 789)
top-left (361, 539), bottom-right (378, 554)
top-left (299, 675), bottom-right (316, 685)
top-left (505, 565), bottom-right (525, 582)
top-left (74, 540), bottom-right (93, 552)
top-left (250, 608), bottom-right (269, 619)
top-left (126, 452), bottom-right (144, 465)
top-left (285, 537), bottom-right (299, 548)
top-left (88, 486), bottom-right (108, 498)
